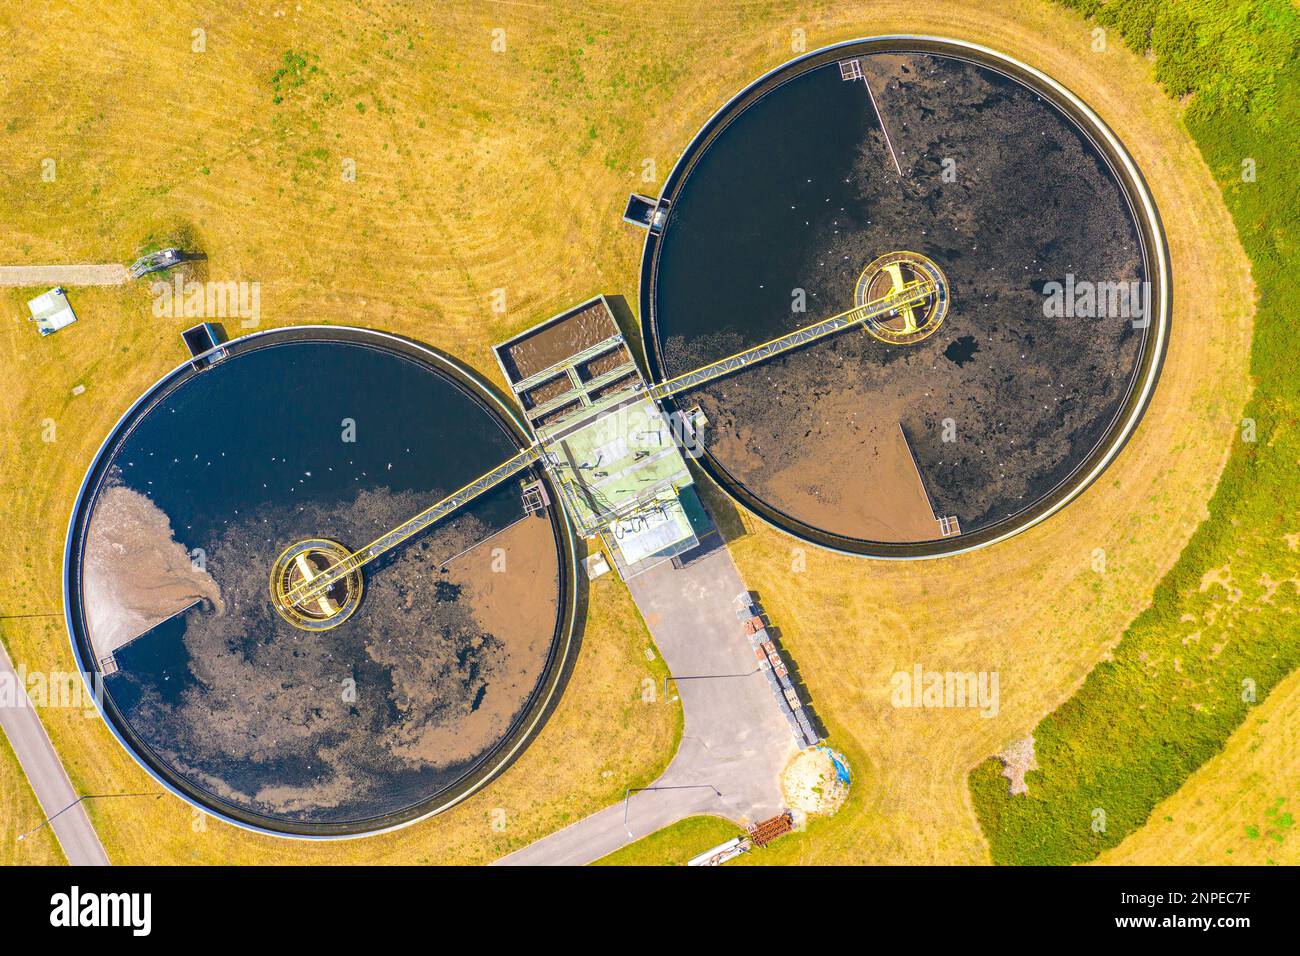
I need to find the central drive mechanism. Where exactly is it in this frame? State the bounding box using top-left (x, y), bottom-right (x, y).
top-left (269, 538), bottom-right (364, 631)
top-left (854, 251), bottom-right (949, 345)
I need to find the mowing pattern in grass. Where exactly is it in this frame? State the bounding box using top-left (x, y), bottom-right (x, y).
top-left (592, 814), bottom-right (742, 866)
top-left (970, 0), bottom-right (1300, 865)
top-left (0, 0), bottom-right (1262, 864)
top-left (1098, 665), bottom-right (1300, 865)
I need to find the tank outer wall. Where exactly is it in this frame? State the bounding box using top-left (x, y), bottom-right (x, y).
top-left (62, 325), bottom-right (580, 839)
top-left (637, 36), bottom-right (1170, 560)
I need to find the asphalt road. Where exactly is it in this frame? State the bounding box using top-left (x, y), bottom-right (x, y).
top-left (495, 536), bottom-right (795, 865)
top-left (0, 641), bottom-right (109, 865)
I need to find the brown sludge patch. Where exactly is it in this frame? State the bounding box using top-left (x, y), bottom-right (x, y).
top-left (117, 488), bottom-right (561, 821)
top-left (589, 373), bottom-right (639, 403)
top-left (700, 363), bottom-right (940, 542)
top-left (83, 482), bottom-right (224, 661)
top-left (501, 301), bottom-right (615, 381)
top-left (578, 344), bottom-right (631, 381)
top-left (523, 372), bottom-right (574, 408)
top-left (386, 515), bottom-right (559, 768)
top-left (535, 400), bottom-right (583, 428)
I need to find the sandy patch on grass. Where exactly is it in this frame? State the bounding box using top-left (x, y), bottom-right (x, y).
top-left (996, 736), bottom-right (1038, 796)
top-left (782, 748), bottom-right (850, 816)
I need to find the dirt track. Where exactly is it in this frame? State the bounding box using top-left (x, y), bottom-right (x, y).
top-left (0, 264), bottom-right (127, 286)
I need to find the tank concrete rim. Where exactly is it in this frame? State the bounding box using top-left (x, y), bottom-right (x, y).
top-left (62, 325), bottom-right (580, 839)
top-left (637, 35), bottom-right (1170, 560)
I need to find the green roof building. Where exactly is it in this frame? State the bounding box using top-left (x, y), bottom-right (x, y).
top-left (494, 296), bottom-right (704, 577)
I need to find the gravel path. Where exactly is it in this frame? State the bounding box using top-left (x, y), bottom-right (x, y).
top-left (0, 264), bottom-right (129, 287)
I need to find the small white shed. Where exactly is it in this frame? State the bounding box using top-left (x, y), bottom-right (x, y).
top-left (28, 287), bottom-right (78, 335)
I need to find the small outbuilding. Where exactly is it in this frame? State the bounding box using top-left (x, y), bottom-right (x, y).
top-left (27, 286), bottom-right (77, 336)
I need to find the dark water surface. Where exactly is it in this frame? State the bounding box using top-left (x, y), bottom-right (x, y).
top-left (84, 340), bottom-right (562, 829)
top-left (652, 51), bottom-right (1147, 540)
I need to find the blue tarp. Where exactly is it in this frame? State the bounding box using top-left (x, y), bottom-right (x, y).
top-left (820, 746), bottom-right (851, 784)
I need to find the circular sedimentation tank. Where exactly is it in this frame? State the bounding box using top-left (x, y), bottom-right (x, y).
top-left (65, 327), bottom-right (577, 837)
top-left (640, 37), bottom-right (1169, 557)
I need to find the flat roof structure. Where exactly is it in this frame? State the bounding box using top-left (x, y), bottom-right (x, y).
top-left (494, 297), bottom-right (699, 575)
top-left (28, 287), bottom-right (77, 335)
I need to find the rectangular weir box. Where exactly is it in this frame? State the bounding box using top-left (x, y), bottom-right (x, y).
top-left (494, 296), bottom-right (701, 578)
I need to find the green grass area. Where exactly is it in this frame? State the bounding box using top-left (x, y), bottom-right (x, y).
top-left (592, 814), bottom-right (743, 866)
top-left (970, 0), bottom-right (1300, 865)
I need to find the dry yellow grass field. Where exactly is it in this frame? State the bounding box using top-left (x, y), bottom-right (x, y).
top-left (0, 0), bottom-right (1256, 864)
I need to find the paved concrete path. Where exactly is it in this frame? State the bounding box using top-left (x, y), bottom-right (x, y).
top-left (495, 539), bottom-right (794, 865)
top-left (0, 642), bottom-right (110, 865)
top-left (0, 264), bottom-right (129, 286)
